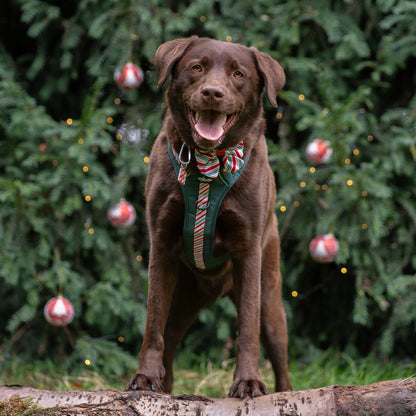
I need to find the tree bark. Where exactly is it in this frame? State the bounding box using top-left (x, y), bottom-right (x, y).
top-left (0, 379), bottom-right (415, 416)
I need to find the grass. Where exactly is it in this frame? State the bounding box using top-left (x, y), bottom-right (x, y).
top-left (1, 350), bottom-right (415, 398)
top-left (173, 351), bottom-right (416, 397)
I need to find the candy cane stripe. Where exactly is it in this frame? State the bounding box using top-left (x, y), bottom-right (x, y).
top-left (193, 179), bottom-right (211, 270)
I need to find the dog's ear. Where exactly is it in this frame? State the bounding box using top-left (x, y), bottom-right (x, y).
top-left (155, 37), bottom-right (197, 87)
top-left (250, 47), bottom-right (285, 108)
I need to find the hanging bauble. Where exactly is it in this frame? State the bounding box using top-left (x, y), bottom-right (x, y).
top-left (44, 296), bottom-right (74, 327)
top-left (306, 139), bottom-right (332, 165)
top-left (107, 199), bottom-right (136, 227)
top-left (38, 143), bottom-right (47, 153)
top-left (309, 234), bottom-right (339, 263)
top-left (114, 63), bottom-right (144, 90)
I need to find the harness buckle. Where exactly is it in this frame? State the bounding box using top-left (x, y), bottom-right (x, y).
top-left (197, 175), bottom-right (213, 183)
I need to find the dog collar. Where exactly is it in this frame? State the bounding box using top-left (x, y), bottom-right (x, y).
top-left (168, 143), bottom-right (250, 271)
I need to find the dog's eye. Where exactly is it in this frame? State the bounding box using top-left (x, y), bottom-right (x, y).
top-left (192, 65), bottom-right (203, 72)
top-left (233, 71), bottom-right (244, 78)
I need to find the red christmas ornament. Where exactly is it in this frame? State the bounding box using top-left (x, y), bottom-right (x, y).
top-left (306, 138), bottom-right (332, 165)
top-left (44, 296), bottom-right (74, 327)
top-left (309, 234), bottom-right (339, 263)
top-left (38, 143), bottom-right (47, 153)
top-left (114, 63), bottom-right (144, 90)
top-left (107, 200), bottom-right (136, 227)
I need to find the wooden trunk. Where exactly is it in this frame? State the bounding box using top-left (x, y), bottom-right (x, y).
top-left (0, 379), bottom-right (415, 415)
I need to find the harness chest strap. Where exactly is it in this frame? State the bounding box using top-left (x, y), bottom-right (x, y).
top-left (168, 143), bottom-right (249, 271)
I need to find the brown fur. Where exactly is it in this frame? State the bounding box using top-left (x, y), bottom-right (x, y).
top-left (127, 37), bottom-right (291, 398)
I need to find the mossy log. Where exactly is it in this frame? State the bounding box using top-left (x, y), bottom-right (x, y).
top-left (0, 379), bottom-right (415, 415)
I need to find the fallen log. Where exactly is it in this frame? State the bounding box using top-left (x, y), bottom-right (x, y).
top-left (0, 379), bottom-right (415, 416)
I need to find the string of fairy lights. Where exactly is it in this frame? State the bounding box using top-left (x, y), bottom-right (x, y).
top-left (276, 104), bottom-right (376, 300)
top-left (43, 61), bottom-right (147, 370)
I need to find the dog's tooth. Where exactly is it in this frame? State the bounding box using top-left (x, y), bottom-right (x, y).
top-left (195, 111), bottom-right (200, 122)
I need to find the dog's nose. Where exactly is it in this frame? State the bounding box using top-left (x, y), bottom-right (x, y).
top-left (201, 85), bottom-right (224, 100)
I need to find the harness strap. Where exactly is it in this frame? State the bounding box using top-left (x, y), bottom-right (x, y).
top-left (168, 144), bottom-right (250, 270)
top-left (193, 179), bottom-right (210, 269)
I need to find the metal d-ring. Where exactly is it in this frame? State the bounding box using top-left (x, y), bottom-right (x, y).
top-left (178, 143), bottom-right (191, 169)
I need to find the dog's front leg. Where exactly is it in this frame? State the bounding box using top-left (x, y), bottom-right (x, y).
top-left (128, 249), bottom-right (178, 392)
top-left (229, 246), bottom-right (268, 398)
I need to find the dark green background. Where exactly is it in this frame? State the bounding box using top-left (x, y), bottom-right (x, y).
top-left (1, 0), bottom-right (415, 376)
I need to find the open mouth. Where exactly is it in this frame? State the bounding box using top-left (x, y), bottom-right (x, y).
top-left (188, 110), bottom-right (237, 143)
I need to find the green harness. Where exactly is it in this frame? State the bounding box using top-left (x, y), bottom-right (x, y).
top-left (168, 144), bottom-right (249, 271)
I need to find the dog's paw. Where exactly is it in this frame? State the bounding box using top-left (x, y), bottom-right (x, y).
top-left (127, 373), bottom-right (163, 393)
top-left (229, 379), bottom-right (269, 399)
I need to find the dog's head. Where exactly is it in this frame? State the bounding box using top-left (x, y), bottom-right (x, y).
top-left (155, 37), bottom-right (285, 150)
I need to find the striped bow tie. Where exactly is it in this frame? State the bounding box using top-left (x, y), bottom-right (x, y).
top-left (195, 142), bottom-right (245, 179)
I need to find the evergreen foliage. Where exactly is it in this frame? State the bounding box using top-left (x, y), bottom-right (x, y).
top-left (1, 0), bottom-right (415, 376)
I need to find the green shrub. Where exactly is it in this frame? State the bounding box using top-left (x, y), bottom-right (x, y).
top-left (1, 0), bottom-right (415, 376)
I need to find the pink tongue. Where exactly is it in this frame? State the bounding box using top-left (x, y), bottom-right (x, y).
top-left (194, 111), bottom-right (225, 141)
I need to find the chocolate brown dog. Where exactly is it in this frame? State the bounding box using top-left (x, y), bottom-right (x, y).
top-left (128, 37), bottom-right (291, 398)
